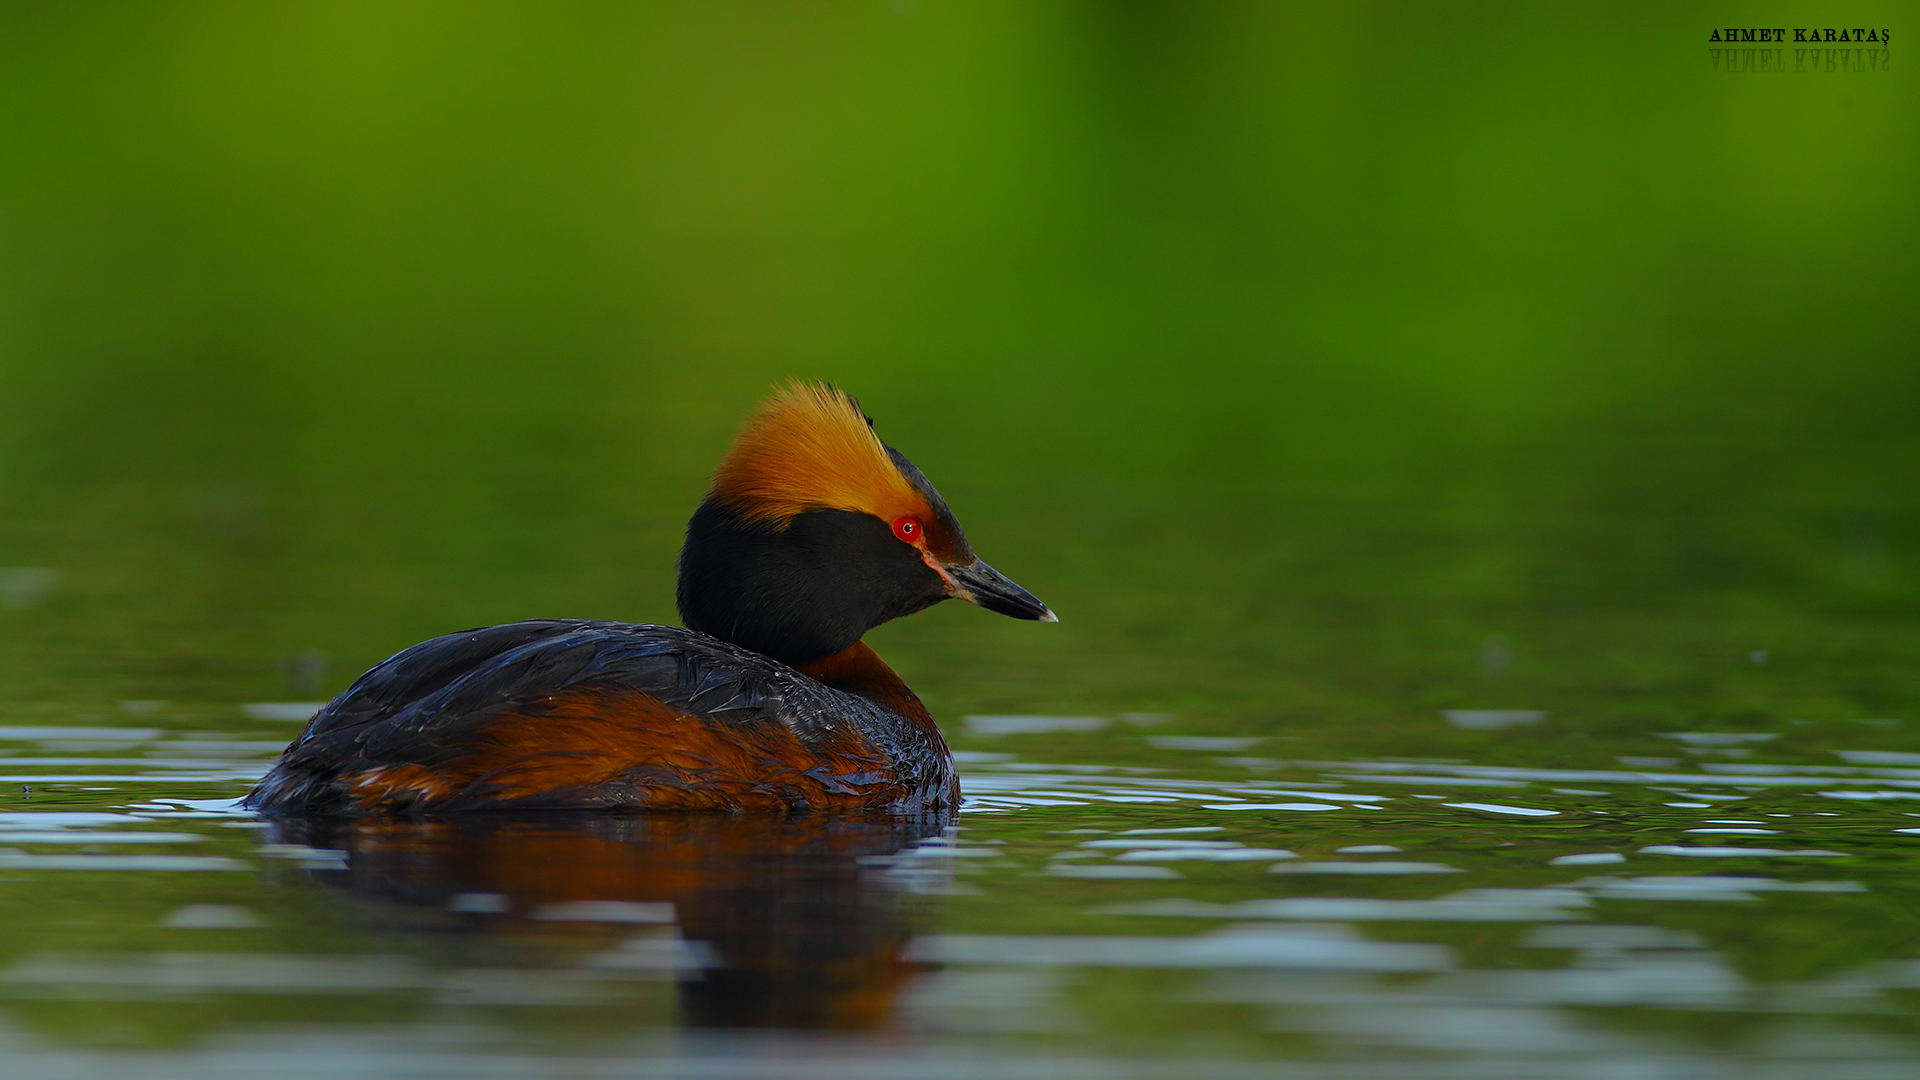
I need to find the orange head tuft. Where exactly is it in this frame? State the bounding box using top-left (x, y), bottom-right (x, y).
top-left (709, 382), bottom-right (966, 560)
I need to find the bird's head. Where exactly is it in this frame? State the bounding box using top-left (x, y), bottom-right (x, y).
top-left (676, 382), bottom-right (1054, 665)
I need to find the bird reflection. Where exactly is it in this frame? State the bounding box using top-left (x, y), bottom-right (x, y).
top-left (268, 811), bottom-right (952, 1028)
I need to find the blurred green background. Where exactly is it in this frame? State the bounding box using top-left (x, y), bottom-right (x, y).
top-left (0, 2), bottom-right (1913, 741)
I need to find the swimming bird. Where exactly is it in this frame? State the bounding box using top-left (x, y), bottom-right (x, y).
top-left (245, 382), bottom-right (1053, 816)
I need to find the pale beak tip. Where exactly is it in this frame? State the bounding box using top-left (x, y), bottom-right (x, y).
top-left (1038, 607), bottom-right (1059, 624)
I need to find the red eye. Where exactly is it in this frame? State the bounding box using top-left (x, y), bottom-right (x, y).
top-left (891, 516), bottom-right (922, 544)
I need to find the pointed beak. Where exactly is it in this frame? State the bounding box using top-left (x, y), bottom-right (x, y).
top-left (944, 559), bottom-right (1057, 622)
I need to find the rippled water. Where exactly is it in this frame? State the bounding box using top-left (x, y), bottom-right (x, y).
top-left (2, 710), bottom-right (1920, 1076)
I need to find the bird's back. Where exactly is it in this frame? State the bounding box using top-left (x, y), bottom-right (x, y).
top-left (244, 621), bottom-right (957, 816)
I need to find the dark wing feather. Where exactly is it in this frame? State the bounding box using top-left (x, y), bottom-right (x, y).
top-left (299, 620), bottom-right (594, 741)
top-left (245, 622), bottom-right (947, 815)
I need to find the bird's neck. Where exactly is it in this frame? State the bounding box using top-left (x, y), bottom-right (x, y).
top-left (796, 641), bottom-right (944, 744)
top-left (677, 502), bottom-right (938, 665)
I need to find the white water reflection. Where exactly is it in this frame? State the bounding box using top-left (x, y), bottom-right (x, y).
top-left (897, 967), bottom-right (1082, 1033)
top-left (240, 703), bottom-right (324, 721)
top-left (1118, 848), bottom-right (1297, 862)
top-left (1836, 750), bottom-right (1920, 765)
top-left (1046, 864), bottom-right (1181, 879)
top-left (532, 901), bottom-right (676, 923)
top-left (1081, 838), bottom-right (1258, 850)
top-left (0, 830), bottom-right (203, 844)
top-left (1271, 862), bottom-right (1461, 875)
top-left (1118, 826), bottom-right (1223, 835)
top-left (1684, 827), bottom-right (1779, 834)
top-left (1271, 1004), bottom-right (1652, 1053)
top-left (906, 925), bottom-right (1453, 972)
top-left (582, 934), bottom-right (718, 972)
top-left (1525, 924), bottom-right (1704, 949)
top-left (0, 727), bottom-right (158, 741)
top-left (0, 853), bottom-right (245, 870)
top-left (1441, 801), bottom-right (1559, 816)
top-left (161, 905), bottom-right (265, 929)
top-left (1573, 875), bottom-right (1865, 901)
top-left (1442, 710), bottom-right (1545, 730)
top-left (1659, 732), bottom-right (1779, 746)
top-left (0, 812), bottom-right (144, 824)
top-left (1324, 773), bottom-right (1531, 787)
top-left (1099, 889), bottom-right (1589, 922)
top-left (1204, 801), bottom-right (1345, 811)
top-left (1147, 736), bottom-right (1266, 751)
top-left (1639, 845), bottom-right (1848, 858)
top-left (1301, 757), bottom-right (1920, 789)
top-left (0, 952), bottom-right (425, 995)
top-left (965, 715), bottom-right (1109, 734)
top-left (0, 772), bottom-right (266, 783)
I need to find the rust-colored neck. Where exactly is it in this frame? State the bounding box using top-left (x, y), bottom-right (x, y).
top-left (797, 641), bottom-right (943, 743)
